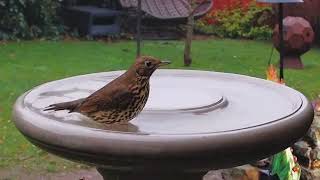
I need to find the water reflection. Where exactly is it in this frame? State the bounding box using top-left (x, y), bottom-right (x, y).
top-left (39, 88), bottom-right (93, 98)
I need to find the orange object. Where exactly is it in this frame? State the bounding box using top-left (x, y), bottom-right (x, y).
top-left (266, 64), bottom-right (285, 84)
top-left (314, 99), bottom-right (320, 112)
top-left (292, 165), bottom-right (300, 172)
top-left (311, 160), bottom-right (320, 169)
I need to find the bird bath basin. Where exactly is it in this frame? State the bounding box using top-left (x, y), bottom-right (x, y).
top-left (13, 70), bottom-right (314, 180)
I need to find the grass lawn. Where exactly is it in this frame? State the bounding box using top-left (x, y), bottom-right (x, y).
top-left (0, 39), bottom-right (319, 173)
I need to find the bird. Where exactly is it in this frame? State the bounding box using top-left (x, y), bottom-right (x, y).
top-left (44, 56), bottom-right (170, 125)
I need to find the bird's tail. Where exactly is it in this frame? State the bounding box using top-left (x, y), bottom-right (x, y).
top-left (44, 99), bottom-right (84, 113)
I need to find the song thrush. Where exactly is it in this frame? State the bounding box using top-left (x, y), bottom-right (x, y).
top-left (45, 56), bottom-right (170, 124)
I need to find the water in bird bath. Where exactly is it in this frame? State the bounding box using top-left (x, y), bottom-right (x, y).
top-left (23, 70), bottom-right (302, 134)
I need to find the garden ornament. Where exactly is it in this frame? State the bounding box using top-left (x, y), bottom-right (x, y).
top-left (13, 69), bottom-right (314, 180)
top-left (257, 0), bottom-right (303, 80)
top-left (273, 16), bottom-right (315, 69)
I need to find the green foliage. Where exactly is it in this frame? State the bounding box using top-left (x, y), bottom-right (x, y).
top-left (196, 3), bottom-right (273, 40)
top-left (0, 0), bottom-right (64, 40)
top-left (272, 148), bottom-right (301, 180)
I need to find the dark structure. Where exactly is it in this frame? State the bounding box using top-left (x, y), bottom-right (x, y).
top-left (273, 16), bottom-right (314, 69)
top-left (63, 0), bottom-right (213, 37)
top-left (64, 6), bottom-right (123, 36)
top-left (62, 0), bottom-right (123, 36)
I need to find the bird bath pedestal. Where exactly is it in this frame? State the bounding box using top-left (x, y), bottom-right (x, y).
top-left (12, 70), bottom-right (314, 180)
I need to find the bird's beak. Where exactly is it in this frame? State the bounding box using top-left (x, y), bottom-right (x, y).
top-left (159, 60), bottom-right (171, 66)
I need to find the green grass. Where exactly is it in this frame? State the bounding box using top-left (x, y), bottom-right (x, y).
top-left (0, 39), bottom-right (319, 172)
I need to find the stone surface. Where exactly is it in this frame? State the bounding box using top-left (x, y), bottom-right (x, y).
top-left (307, 119), bottom-right (320, 147)
top-left (310, 148), bottom-right (320, 161)
top-left (204, 166), bottom-right (261, 180)
top-left (293, 111), bottom-right (320, 179)
top-left (301, 166), bottom-right (320, 180)
top-left (293, 141), bottom-right (312, 167)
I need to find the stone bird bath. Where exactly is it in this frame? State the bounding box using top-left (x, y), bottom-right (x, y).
top-left (12, 70), bottom-right (314, 180)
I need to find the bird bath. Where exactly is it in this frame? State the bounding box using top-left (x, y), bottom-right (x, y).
top-left (13, 70), bottom-right (314, 180)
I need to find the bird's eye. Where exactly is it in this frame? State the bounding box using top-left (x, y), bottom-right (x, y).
top-left (144, 61), bottom-right (152, 68)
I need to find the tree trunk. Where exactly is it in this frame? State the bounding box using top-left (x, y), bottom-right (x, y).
top-left (184, 0), bottom-right (194, 67)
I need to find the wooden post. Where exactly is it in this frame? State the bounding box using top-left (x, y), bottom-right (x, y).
top-left (136, 0), bottom-right (142, 57)
top-left (184, 0), bottom-right (194, 66)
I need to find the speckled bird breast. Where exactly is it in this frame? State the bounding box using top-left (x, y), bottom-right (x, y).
top-left (89, 77), bottom-right (150, 124)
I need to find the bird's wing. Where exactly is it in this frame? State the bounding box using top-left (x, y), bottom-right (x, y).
top-left (77, 84), bottom-right (134, 114)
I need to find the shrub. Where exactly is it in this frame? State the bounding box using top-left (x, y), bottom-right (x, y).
top-left (0, 0), bottom-right (64, 40)
top-left (196, 2), bottom-right (274, 40)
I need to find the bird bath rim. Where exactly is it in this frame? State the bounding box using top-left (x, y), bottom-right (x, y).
top-left (14, 69), bottom-right (308, 135)
top-left (12, 69), bottom-right (314, 173)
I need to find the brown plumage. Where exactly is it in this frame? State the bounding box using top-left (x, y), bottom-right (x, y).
top-left (45, 56), bottom-right (170, 124)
